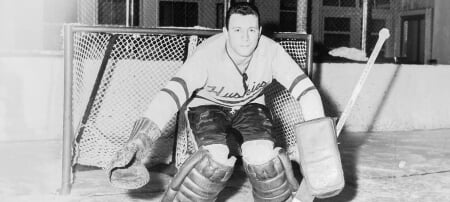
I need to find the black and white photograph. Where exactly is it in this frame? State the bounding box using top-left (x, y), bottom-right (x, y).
top-left (1, 0), bottom-right (449, 201)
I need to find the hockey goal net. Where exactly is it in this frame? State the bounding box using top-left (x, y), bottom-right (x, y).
top-left (63, 25), bottom-right (312, 172)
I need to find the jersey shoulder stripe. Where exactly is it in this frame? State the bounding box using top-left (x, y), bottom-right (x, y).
top-left (161, 88), bottom-right (181, 110)
top-left (170, 77), bottom-right (189, 101)
top-left (289, 74), bottom-right (308, 93)
top-left (296, 86), bottom-right (317, 101)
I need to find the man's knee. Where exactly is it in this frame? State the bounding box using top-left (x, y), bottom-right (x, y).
top-left (241, 139), bottom-right (275, 164)
top-left (203, 144), bottom-right (230, 165)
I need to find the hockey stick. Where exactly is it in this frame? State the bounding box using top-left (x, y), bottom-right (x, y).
top-left (292, 28), bottom-right (390, 202)
top-left (335, 28), bottom-right (390, 136)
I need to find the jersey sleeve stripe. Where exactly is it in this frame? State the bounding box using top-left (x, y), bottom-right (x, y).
top-left (288, 74), bottom-right (307, 93)
top-left (295, 86), bottom-right (317, 101)
top-left (161, 88), bottom-right (181, 110)
top-left (170, 77), bottom-right (189, 101)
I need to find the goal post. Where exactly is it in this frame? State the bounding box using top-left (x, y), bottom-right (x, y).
top-left (61, 24), bottom-right (313, 194)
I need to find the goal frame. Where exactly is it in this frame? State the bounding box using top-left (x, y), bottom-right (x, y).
top-left (61, 24), bottom-right (313, 195)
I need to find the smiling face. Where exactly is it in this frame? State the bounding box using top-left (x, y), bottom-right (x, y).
top-left (224, 14), bottom-right (261, 58)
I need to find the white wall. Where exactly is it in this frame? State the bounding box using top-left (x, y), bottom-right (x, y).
top-left (0, 0), bottom-right (75, 141)
top-left (0, 0), bottom-right (76, 52)
top-left (315, 63), bottom-right (450, 132)
top-left (0, 55), bottom-right (64, 141)
top-left (1, 58), bottom-right (450, 141)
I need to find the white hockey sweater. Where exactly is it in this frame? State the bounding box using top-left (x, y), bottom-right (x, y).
top-left (144, 32), bottom-right (317, 129)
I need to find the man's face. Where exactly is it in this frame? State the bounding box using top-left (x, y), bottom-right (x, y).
top-left (224, 14), bottom-right (261, 58)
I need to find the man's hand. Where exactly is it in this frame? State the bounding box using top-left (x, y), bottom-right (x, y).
top-left (107, 118), bottom-right (160, 189)
top-left (107, 141), bottom-right (150, 189)
top-left (108, 141), bottom-right (139, 169)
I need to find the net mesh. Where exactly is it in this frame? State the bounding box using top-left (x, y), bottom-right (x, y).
top-left (68, 26), bottom-right (310, 168)
top-left (267, 37), bottom-right (308, 155)
top-left (72, 31), bottom-right (188, 167)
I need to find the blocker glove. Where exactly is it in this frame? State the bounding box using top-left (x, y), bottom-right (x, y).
top-left (107, 117), bottom-right (161, 189)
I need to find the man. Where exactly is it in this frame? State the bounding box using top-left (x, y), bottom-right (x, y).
top-left (108, 2), bottom-right (343, 202)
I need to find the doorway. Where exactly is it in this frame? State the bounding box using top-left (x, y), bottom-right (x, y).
top-left (400, 15), bottom-right (425, 64)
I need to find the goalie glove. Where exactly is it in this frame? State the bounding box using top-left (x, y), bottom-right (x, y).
top-left (107, 117), bottom-right (161, 189)
top-left (294, 117), bottom-right (344, 198)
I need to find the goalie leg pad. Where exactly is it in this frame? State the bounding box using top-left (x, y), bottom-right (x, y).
top-left (295, 117), bottom-right (345, 198)
top-left (162, 148), bottom-right (236, 202)
top-left (243, 147), bottom-right (299, 202)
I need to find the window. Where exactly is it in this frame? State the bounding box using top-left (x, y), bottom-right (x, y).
top-left (323, 0), bottom-right (356, 7)
top-left (360, 0), bottom-right (390, 9)
top-left (372, 0), bottom-right (390, 9)
top-left (280, 0), bottom-right (297, 32)
top-left (323, 0), bottom-right (339, 6)
top-left (280, 12), bottom-right (297, 32)
top-left (159, 1), bottom-right (198, 27)
top-left (325, 17), bottom-right (350, 32)
top-left (217, 3), bottom-right (224, 28)
top-left (323, 17), bottom-right (351, 48)
top-left (401, 15), bottom-right (425, 64)
top-left (281, 0), bottom-right (297, 10)
top-left (341, 0), bottom-right (356, 7)
top-left (98, 0), bottom-right (139, 26)
top-left (367, 19), bottom-right (386, 53)
top-left (324, 34), bottom-right (351, 48)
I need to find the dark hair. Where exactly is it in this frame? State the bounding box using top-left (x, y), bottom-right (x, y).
top-left (225, 2), bottom-right (260, 29)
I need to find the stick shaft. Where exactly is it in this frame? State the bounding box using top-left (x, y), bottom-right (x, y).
top-left (335, 29), bottom-right (390, 136)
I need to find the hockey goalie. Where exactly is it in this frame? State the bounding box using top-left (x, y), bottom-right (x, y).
top-left (107, 2), bottom-right (344, 201)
